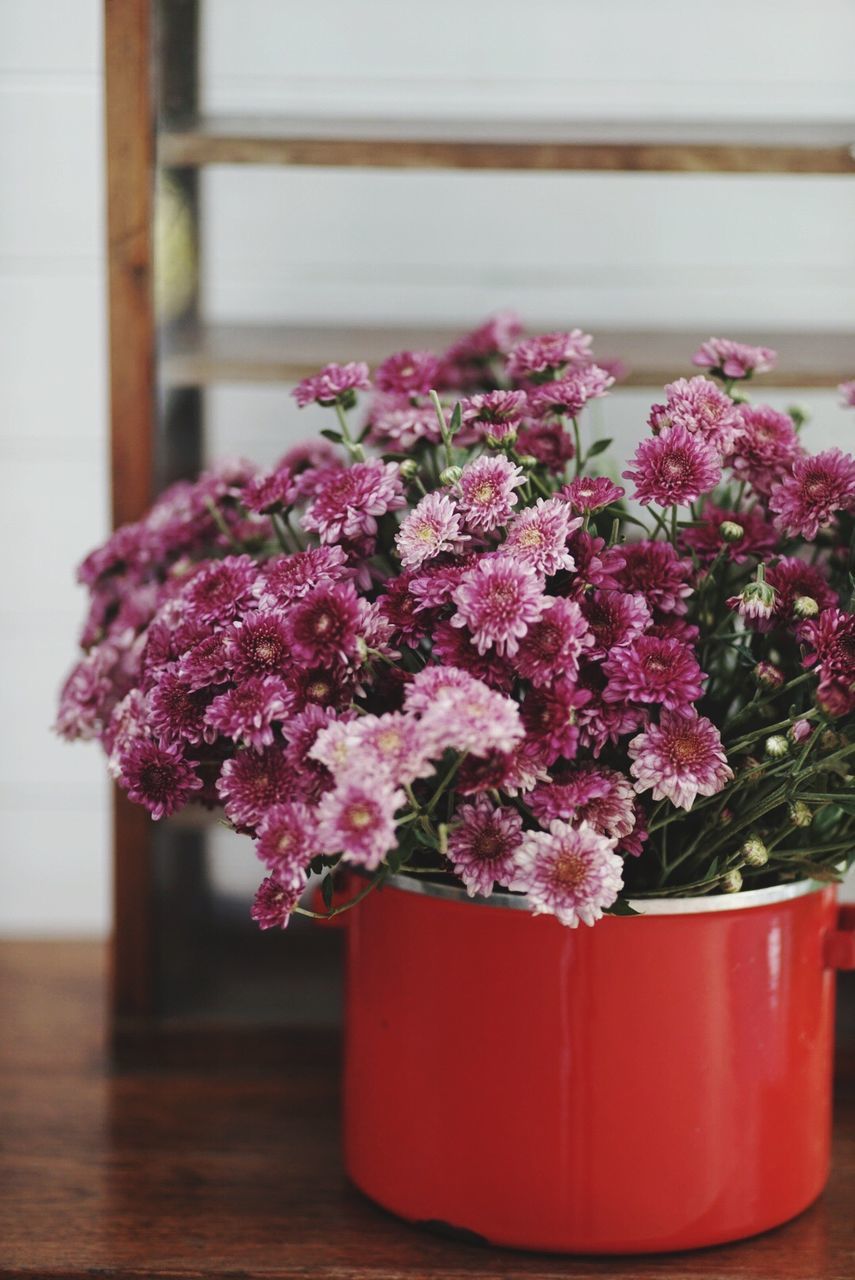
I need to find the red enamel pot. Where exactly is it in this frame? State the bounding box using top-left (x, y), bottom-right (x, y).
top-left (343, 875), bottom-right (855, 1254)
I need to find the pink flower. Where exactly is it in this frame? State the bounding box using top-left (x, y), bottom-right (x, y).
top-left (312, 712), bottom-right (435, 786)
top-left (365, 393), bottom-right (442, 450)
top-left (147, 671), bottom-right (210, 746)
top-left (292, 361), bottom-right (370, 408)
top-left (501, 498), bottom-right (580, 577)
top-left (241, 465), bottom-right (297, 514)
top-left (431, 620), bottom-right (516, 691)
top-left (512, 820), bottom-right (623, 928)
top-left (692, 337), bottom-right (777, 380)
top-left (623, 425), bottom-right (722, 508)
top-left (459, 389), bottom-right (528, 438)
top-left (178, 630), bottom-right (232, 690)
top-left (55, 642), bottom-right (123, 741)
top-left (506, 330), bottom-right (593, 382)
top-left (317, 775), bottom-right (404, 869)
top-left (567, 531), bottom-right (626, 592)
top-left (839, 380), bottom-right (855, 408)
top-left (615, 540), bottom-right (694, 617)
top-left (205, 675), bottom-right (292, 750)
top-left (216, 745), bottom-right (291, 828)
top-left (374, 350), bottom-right (440, 396)
top-left (303, 460), bottom-right (406, 544)
top-left (521, 677), bottom-right (592, 765)
top-left (730, 405), bottom-right (803, 497)
top-left (726, 578), bottom-right (777, 626)
top-left (679, 505), bottom-right (777, 566)
top-left (254, 801), bottom-right (317, 887)
top-left (442, 312), bottom-right (523, 368)
top-left (648, 377), bottom-right (743, 455)
top-left (251, 877), bottom-right (302, 930)
top-left (769, 448), bottom-right (855, 539)
top-left (451, 556), bottom-right (547, 657)
top-left (765, 558), bottom-right (837, 624)
top-left (579, 589), bottom-right (651, 658)
top-left (182, 555), bottom-right (258, 625)
top-left (515, 419), bottom-right (575, 469)
top-left (562, 476), bottom-right (625, 514)
top-left (456, 455), bottom-right (525, 533)
top-left (529, 364), bottom-right (614, 417)
top-left (117, 738), bottom-right (202, 820)
top-left (287, 581), bottom-right (363, 664)
top-left (227, 611), bottom-right (291, 678)
top-left (396, 492), bottom-right (469, 568)
top-left (448, 800), bottom-right (524, 897)
top-left (252, 545), bottom-right (350, 608)
top-left (413, 667), bottom-right (524, 757)
top-left (513, 597), bottom-right (593, 687)
top-left (628, 709), bottom-right (732, 810)
top-left (603, 636), bottom-right (705, 710)
top-left (799, 608), bottom-right (855, 685)
top-left (529, 765), bottom-right (637, 840)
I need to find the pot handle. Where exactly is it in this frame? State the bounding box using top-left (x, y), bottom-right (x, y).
top-left (825, 905), bottom-right (855, 970)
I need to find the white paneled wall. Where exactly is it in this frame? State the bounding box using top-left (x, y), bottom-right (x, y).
top-left (2, 1), bottom-right (854, 932)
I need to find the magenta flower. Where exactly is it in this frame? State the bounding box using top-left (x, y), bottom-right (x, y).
top-left (216, 745), bottom-right (291, 828)
top-left (799, 608), bottom-right (855, 685)
top-left (303, 460), bottom-right (406, 544)
top-left (616, 540), bottom-right (694, 617)
top-left (568, 531), bottom-right (626, 593)
top-left (603, 636), bottom-right (705, 710)
top-left (117, 738), bottom-right (202, 820)
top-left (254, 801), bottom-right (317, 887)
top-left (292, 361), bottom-right (370, 408)
top-left (512, 819), bottom-right (623, 928)
top-left (506, 330), bottom-right (593, 382)
top-left (178, 630), bottom-right (233, 690)
top-left (579, 589), bottom-right (651, 659)
top-left (766, 557), bottom-right (837, 623)
top-left (147, 671), bottom-right (210, 746)
top-left (680, 505), bottom-right (777, 566)
top-left (769, 448), bottom-right (855, 539)
top-left (839, 380), bottom-right (855, 408)
top-left (317, 775), bottom-right (405, 869)
top-left (730, 405), bottom-right (803, 497)
top-left (529, 364), bottom-right (614, 418)
top-left (628, 709), bottom-right (732, 810)
top-left (692, 337), bottom-right (777, 380)
top-left (448, 800), bottom-right (523, 897)
top-left (251, 877), bottom-right (302, 930)
top-left (182, 555), bottom-right (258, 625)
top-left (451, 556), bottom-right (547, 657)
top-left (205, 675), bottom-right (292, 750)
top-left (648, 376), bottom-right (743, 456)
top-left (529, 764), bottom-right (637, 840)
top-left (459, 389), bottom-right (528, 437)
top-left (623, 425), bottom-right (722, 508)
top-left (513, 597), bottom-right (593, 687)
top-left (287, 581), bottom-right (363, 664)
top-left (241, 465), bottom-right (297, 514)
top-left (374, 350), bottom-right (440, 396)
top-left (515, 419), bottom-right (576, 469)
top-left (226, 611), bottom-right (291, 678)
top-left (253, 545), bottom-right (350, 609)
top-left (396, 492), bottom-right (469, 569)
top-left (501, 498), bottom-right (580, 577)
top-left (430, 620), bottom-right (516, 691)
top-left (521, 677), bottom-right (592, 765)
top-left (442, 312), bottom-right (524, 367)
top-left (562, 475), bottom-right (625, 514)
top-left (456, 454), bottom-right (525, 533)
top-left (55, 642), bottom-right (122, 741)
top-left (366, 393), bottom-right (442, 451)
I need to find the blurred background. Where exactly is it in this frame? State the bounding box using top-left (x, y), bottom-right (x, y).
top-left (2, 0), bottom-right (854, 936)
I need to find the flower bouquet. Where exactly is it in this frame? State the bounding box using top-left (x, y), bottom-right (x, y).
top-left (58, 317), bottom-right (855, 1252)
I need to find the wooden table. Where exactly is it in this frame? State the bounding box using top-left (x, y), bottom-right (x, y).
top-left (1, 942), bottom-right (853, 1279)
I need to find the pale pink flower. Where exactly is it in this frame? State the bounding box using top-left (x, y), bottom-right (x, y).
top-left (839, 380), bottom-right (855, 408)
top-left (769, 448), bottom-right (855, 539)
top-left (395, 492), bottom-right (469, 569)
top-left (456, 455), bottom-right (525, 533)
top-left (628, 709), bottom-right (732, 810)
top-left (623, 425), bottom-right (721, 508)
top-left (451, 556), bottom-right (547, 657)
top-left (648, 376), bottom-right (743, 456)
top-left (512, 820), bottom-right (623, 928)
top-left (692, 337), bottom-right (777, 380)
top-left (501, 498), bottom-right (580, 577)
top-left (374, 350), bottom-right (440, 396)
top-left (292, 361), bottom-right (370, 407)
top-left (417, 670), bottom-right (525, 757)
top-left (448, 799), bottom-right (524, 897)
top-left (506, 330), bottom-right (593, 382)
top-left (317, 774), bottom-right (404, 869)
top-left (529, 364), bottom-right (614, 417)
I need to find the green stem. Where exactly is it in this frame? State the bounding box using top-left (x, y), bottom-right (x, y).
top-left (335, 402), bottom-right (365, 461)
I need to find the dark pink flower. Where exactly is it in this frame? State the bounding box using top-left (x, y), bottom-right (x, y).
top-left (227, 611), bottom-right (291, 678)
top-left (648, 376), bottom-right (743, 455)
top-left (287, 581), bottom-right (363, 663)
top-left (628, 709), bottom-right (732, 810)
top-left (506, 330), bottom-right (593, 382)
top-left (459, 389), bottom-right (528, 437)
top-left (286, 661), bottom-right (355, 714)
top-left (147, 670), bottom-right (210, 746)
top-left (205, 676), bottom-right (292, 750)
top-left (515, 419), bottom-right (575, 469)
top-left (799, 608), bottom-right (855, 685)
top-left (769, 448), bottom-right (855, 539)
top-left (766, 557), bottom-right (837, 624)
top-left (317, 775), bottom-right (404, 869)
top-left (182, 555), bottom-right (258, 625)
top-left (374, 350), bottom-right (440, 396)
top-left (513, 597), bottom-right (593, 687)
top-left (254, 802), bottom-right (318, 887)
top-left (692, 337), bottom-right (777, 380)
top-left (448, 799), bottom-right (523, 897)
top-left (396, 492), bottom-right (468, 568)
top-left (178, 630), bottom-right (233, 690)
top-left (216, 745), bottom-right (291, 828)
top-left (451, 556), bottom-right (547, 657)
top-left (365, 393), bottom-right (442, 450)
top-left (521, 677), bottom-right (592, 764)
top-left (431, 620), bottom-right (516, 690)
top-left (376, 572), bottom-right (428, 642)
top-left (251, 877), bottom-right (301, 929)
top-left (529, 764), bottom-right (637, 840)
top-left (241, 465), bottom-right (297, 514)
top-left (512, 820), bottom-right (623, 928)
top-left (456, 455), bottom-right (525, 533)
top-left (615, 541), bottom-right (694, 616)
top-left (501, 498), bottom-right (580, 577)
top-left (529, 364), bottom-right (614, 418)
top-left (118, 738), bottom-right (202, 820)
top-left (567, 531), bottom-right (626, 592)
top-left (603, 636), bottom-right (705, 710)
top-left (442, 311), bottom-right (523, 367)
top-left (618, 800), bottom-right (649, 858)
top-left (679, 504), bottom-right (777, 566)
top-left (730, 405), bottom-right (803, 498)
top-left (562, 475), bottom-right (625, 514)
top-left (292, 361), bottom-right (370, 408)
top-left (579, 589), bottom-right (651, 659)
top-left (623, 425), bottom-right (721, 508)
top-left (252, 545), bottom-right (350, 609)
top-left (303, 460), bottom-right (405, 544)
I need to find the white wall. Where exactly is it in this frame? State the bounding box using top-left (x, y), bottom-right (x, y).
top-left (1, 0), bottom-right (854, 933)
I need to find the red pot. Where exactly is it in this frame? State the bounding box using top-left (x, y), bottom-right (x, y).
top-left (343, 875), bottom-right (854, 1254)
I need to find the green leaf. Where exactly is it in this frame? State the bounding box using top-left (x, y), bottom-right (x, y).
top-left (320, 428), bottom-right (343, 443)
top-left (585, 437), bottom-right (613, 458)
top-left (321, 873), bottom-right (335, 909)
top-left (449, 402), bottom-right (462, 435)
top-left (605, 898), bottom-right (641, 917)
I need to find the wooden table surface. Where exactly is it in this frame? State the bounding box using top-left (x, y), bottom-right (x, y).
top-left (1, 942), bottom-right (853, 1280)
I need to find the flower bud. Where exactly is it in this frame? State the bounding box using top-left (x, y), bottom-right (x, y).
top-left (398, 459), bottom-right (420, 481)
top-left (754, 661), bottom-right (784, 689)
top-left (788, 718), bottom-right (813, 745)
top-left (439, 465), bottom-right (462, 486)
top-left (485, 425), bottom-right (517, 449)
top-left (741, 836), bottom-right (769, 867)
top-left (820, 730), bottom-right (842, 753)
top-left (732, 579), bottom-right (776, 622)
top-left (721, 869), bottom-right (744, 893)
top-left (793, 595), bottom-right (819, 619)
top-left (719, 520), bottom-right (744, 543)
top-left (765, 734), bottom-right (790, 759)
top-left (789, 801), bottom-right (813, 828)
top-left (517, 455), bottom-right (539, 469)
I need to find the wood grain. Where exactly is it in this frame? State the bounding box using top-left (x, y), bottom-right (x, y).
top-left (0, 941), bottom-right (853, 1279)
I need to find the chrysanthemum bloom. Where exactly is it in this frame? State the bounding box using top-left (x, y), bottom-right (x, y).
top-left (254, 801), bottom-right (317, 887)
top-left (55, 642), bottom-right (122, 741)
top-left (374, 350), bottom-right (440, 397)
top-left (118, 738), bottom-right (203, 820)
top-left (403, 664), bottom-right (479, 715)
top-left (692, 337), bottom-right (777, 380)
top-left (313, 712), bottom-right (435, 787)
top-left (177, 630), bottom-right (233, 690)
top-left (442, 311), bottom-right (523, 367)
top-left (375, 572), bottom-right (427, 642)
top-left (515, 419), bottom-right (576, 469)
top-left (251, 877), bottom-right (302, 930)
top-left (679, 504), bottom-right (777, 566)
top-left (316, 775), bottom-right (405, 869)
top-left (147, 670), bottom-right (210, 746)
top-left (576, 682), bottom-right (648, 759)
top-left (182, 555), bottom-right (259, 625)
top-left (729, 404), bottom-right (803, 497)
top-left (456, 455), bottom-right (525, 533)
top-left (520, 677), bottom-right (592, 764)
top-left (647, 376), bottom-right (743, 455)
top-left (529, 765), bottom-right (637, 840)
top-left (287, 581), bottom-right (363, 664)
top-left (799, 608), bottom-right (855, 684)
top-left (628, 709), bottom-right (732, 809)
top-left (615, 540), bottom-right (694, 617)
top-left (226, 611), bottom-right (291, 678)
top-left (501, 498), bottom-right (580, 577)
top-left (513, 597), bottom-right (594, 687)
top-left (530, 364), bottom-right (614, 418)
top-left (216, 744), bottom-right (291, 828)
top-left (562, 475), bottom-right (625, 514)
top-left (623, 425), bottom-right (721, 507)
top-left (618, 800), bottom-right (649, 858)
top-left (292, 361), bottom-right (370, 408)
top-left (451, 556), bottom-right (547, 657)
top-left (409, 556), bottom-right (475, 611)
top-left (417, 670), bottom-right (525, 758)
top-left (603, 636), bottom-right (705, 710)
top-left (395, 492), bottom-right (469, 569)
top-left (252, 545), bottom-right (350, 609)
top-left (765, 558), bottom-right (837, 625)
top-left (241, 465), bottom-right (297, 514)
top-left (459, 389), bottom-right (528, 438)
top-left (506, 330), bottom-right (593, 382)
top-left (840, 380), bottom-right (855, 408)
top-left (726, 579), bottom-right (777, 626)
top-left (769, 448), bottom-right (855, 539)
top-left (431, 620), bottom-right (516, 691)
top-left (303, 460), bottom-right (405, 544)
top-left (579, 588), bottom-right (651, 658)
top-left (285, 660), bottom-right (356, 715)
top-left (512, 820), bottom-right (623, 928)
top-left (817, 674), bottom-right (855, 718)
top-left (365, 393), bottom-right (442, 451)
top-left (567, 531), bottom-right (626, 593)
top-left (205, 675), bottom-right (292, 750)
top-left (447, 800), bottom-right (524, 897)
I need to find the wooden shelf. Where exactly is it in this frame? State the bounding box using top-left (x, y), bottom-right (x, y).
top-left (159, 115), bottom-right (855, 173)
top-left (162, 322), bottom-right (855, 390)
